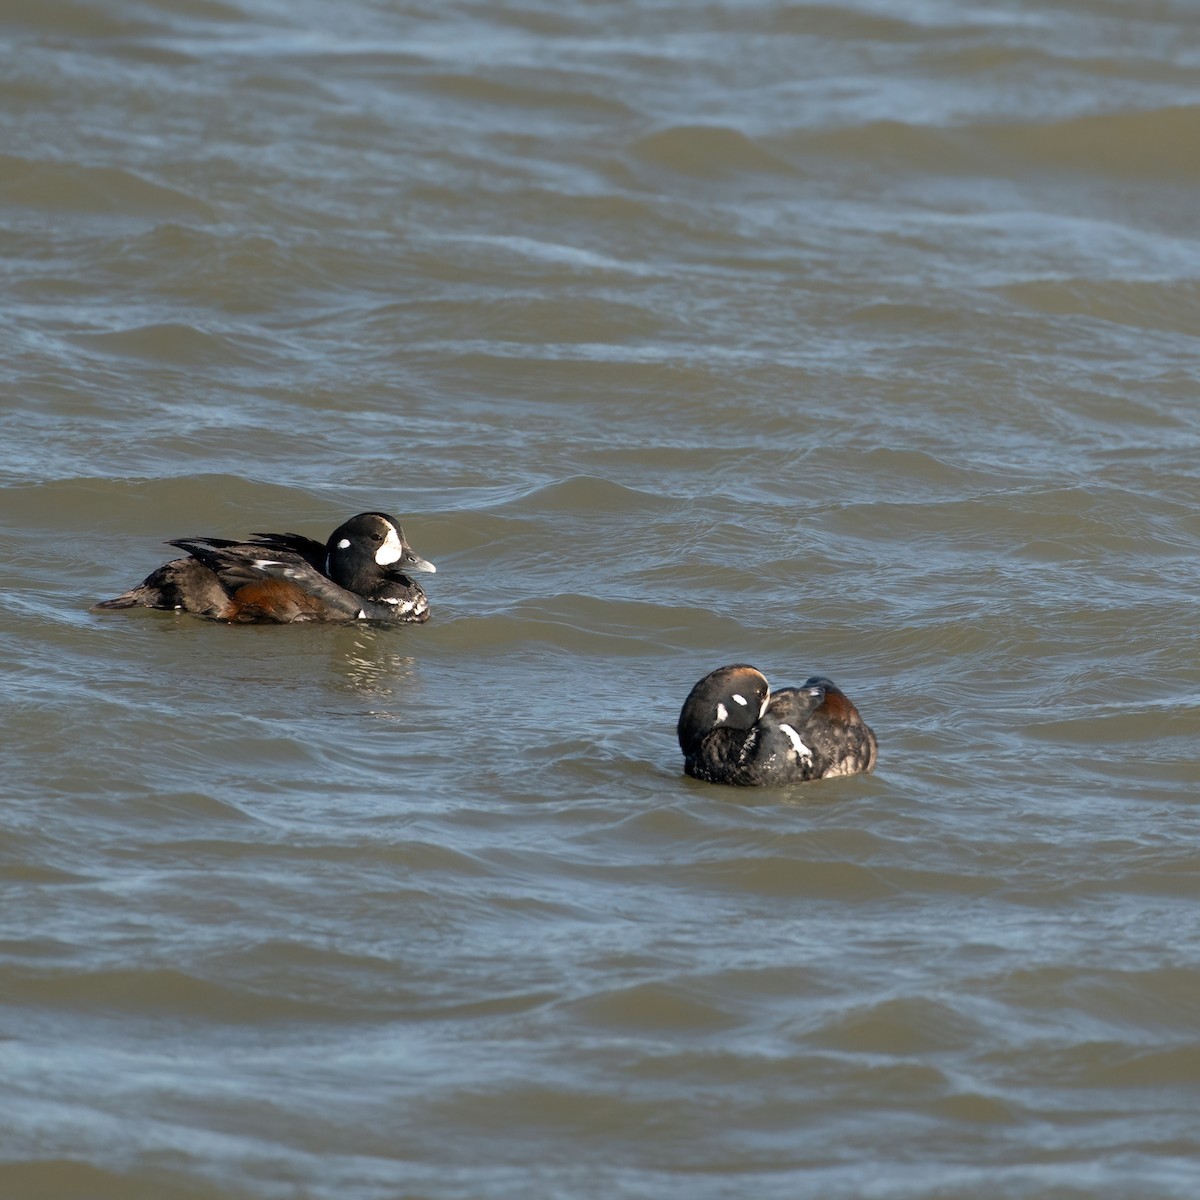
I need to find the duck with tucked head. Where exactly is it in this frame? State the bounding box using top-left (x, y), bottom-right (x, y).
top-left (94, 512), bottom-right (435, 624)
top-left (677, 664), bottom-right (877, 786)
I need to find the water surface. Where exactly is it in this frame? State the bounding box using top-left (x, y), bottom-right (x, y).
top-left (2, 1), bottom-right (1200, 1197)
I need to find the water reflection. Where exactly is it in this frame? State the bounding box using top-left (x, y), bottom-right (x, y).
top-left (331, 626), bottom-right (420, 701)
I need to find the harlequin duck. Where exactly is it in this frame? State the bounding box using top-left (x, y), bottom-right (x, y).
top-left (677, 664), bottom-right (877, 786)
top-left (94, 512), bottom-right (435, 624)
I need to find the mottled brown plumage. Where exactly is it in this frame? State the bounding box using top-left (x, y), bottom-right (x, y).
top-left (678, 664), bottom-right (876, 786)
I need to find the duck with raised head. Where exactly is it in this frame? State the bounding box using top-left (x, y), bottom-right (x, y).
top-left (677, 664), bottom-right (876, 786)
top-left (94, 512), bottom-right (435, 624)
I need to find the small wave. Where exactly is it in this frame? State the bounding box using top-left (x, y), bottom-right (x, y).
top-left (807, 994), bottom-right (989, 1055)
top-left (498, 474), bottom-right (676, 514)
top-left (68, 322), bottom-right (266, 367)
top-left (996, 277), bottom-right (1200, 336)
top-left (565, 979), bottom-right (739, 1032)
top-left (631, 125), bottom-right (798, 178)
top-left (418, 71), bottom-right (634, 118)
top-left (3, 965), bottom-right (343, 1021)
top-left (794, 105), bottom-right (1200, 180)
top-left (0, 155), bottom-right (215, 219)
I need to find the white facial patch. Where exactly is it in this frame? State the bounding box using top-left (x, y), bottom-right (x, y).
top-left (778, 723), bottom-right (812, 758)
top-left (715, 703), bottom-right (728, 723)
top-left (759, 690), bottom-right (771, 719)
top-left (732, 693), bottom-right (748, 706)
top-left (337, 538), bottom-right (351, 550)
top-left (374, 523), bottom-right (403, 565)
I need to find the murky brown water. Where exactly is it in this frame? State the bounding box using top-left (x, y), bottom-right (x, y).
top-left (3, 1), bottom-right (1200, 1197)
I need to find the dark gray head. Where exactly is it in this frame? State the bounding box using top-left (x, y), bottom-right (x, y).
top-left (677, 664), bottom-right (770, 757)
top-left (323, 512), bottom-right (435, 595)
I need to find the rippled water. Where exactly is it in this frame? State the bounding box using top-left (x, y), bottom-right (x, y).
top-left (3, 1), bottom-right (1200, 1197)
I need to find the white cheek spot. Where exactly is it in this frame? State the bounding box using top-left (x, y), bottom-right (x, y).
top-left (732, 693), bottom-right (748, 706)
top-left (715, 703), bottom-right (728, 723)
top-left (778, 723), bottom-right (811, 758)
top-left (337, 538), bottom-right (351, 550)
top-left (374, 524), bottom-right (403, 565)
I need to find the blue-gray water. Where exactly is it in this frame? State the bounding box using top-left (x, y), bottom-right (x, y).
top-left (3, 1), bottom-right (1200, 1197)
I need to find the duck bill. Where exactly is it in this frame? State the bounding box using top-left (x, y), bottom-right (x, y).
top-left (400, 546), bottom-right (436, 574)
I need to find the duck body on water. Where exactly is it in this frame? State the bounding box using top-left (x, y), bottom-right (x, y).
top-left (678, 664), bottom-right (877, 786)
top-left (94, 512), bottom-right (435, 624)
